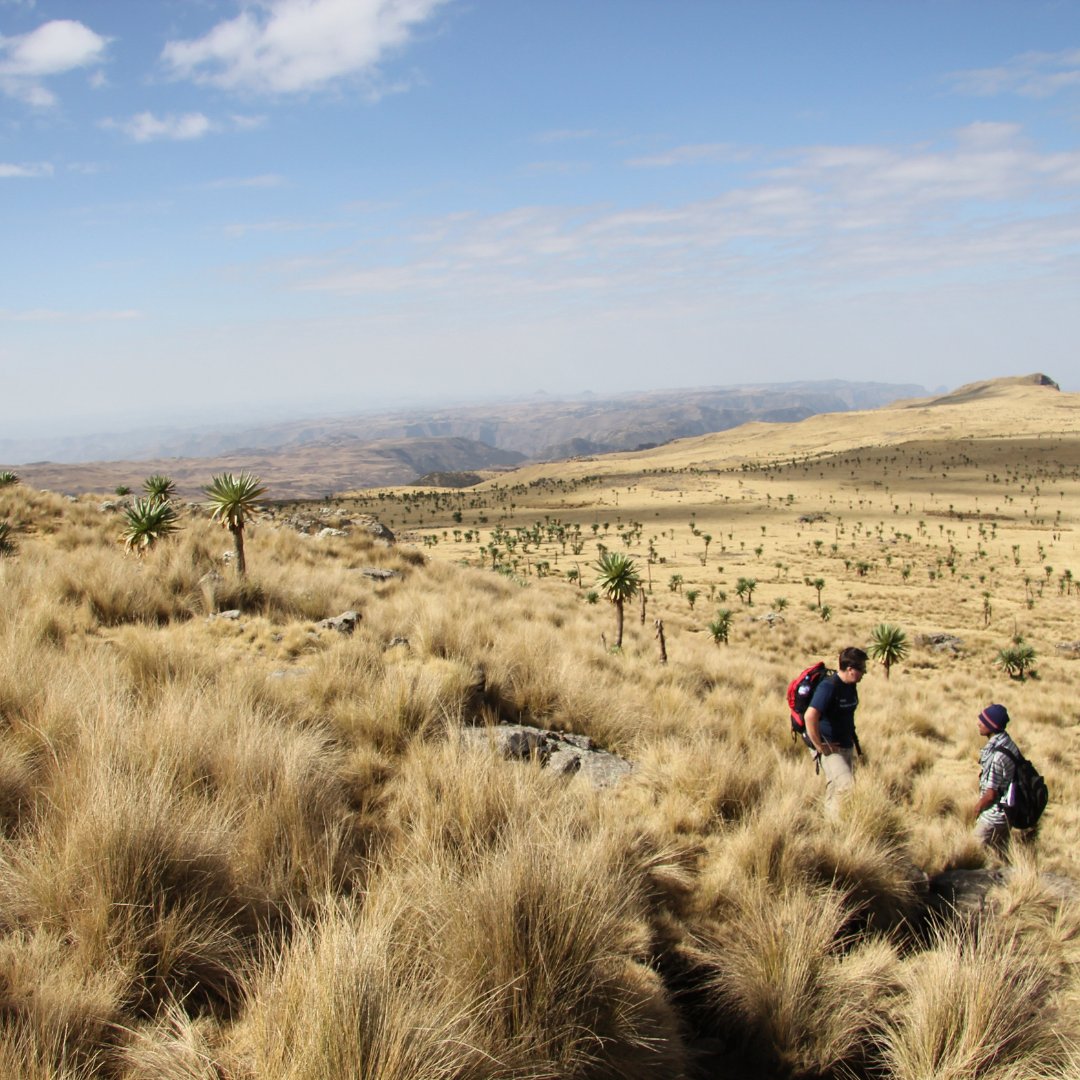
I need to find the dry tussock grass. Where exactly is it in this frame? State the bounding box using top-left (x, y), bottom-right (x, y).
top-left (3, 395), bottom-right (1080, 1077)
top-left (878, 918), bottom-right (1073, 1080)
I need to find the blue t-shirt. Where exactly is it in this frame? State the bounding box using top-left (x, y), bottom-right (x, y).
top-left (808, 673), bottom-right (858, 747)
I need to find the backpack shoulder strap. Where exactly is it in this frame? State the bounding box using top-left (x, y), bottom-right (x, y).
top-left (994, 745), bottom-right (1023, 767)
top-left (986, 744), bottom-right (1021, 800)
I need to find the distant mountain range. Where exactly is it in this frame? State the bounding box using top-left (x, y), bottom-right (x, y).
top-left (4, 379), bottom-right (927, 499)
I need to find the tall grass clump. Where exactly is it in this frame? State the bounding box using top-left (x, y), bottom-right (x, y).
top-left (229, 777), bottom-right (689, 1078)
top-left (693, 878), bottom-right (899, 1076)
top-left (0, 763), bottom-right (259, 1019)
top-left (225, 895), bottom-right (485, 1080)
top-left (878, 919), bottom-right (1073, 1080)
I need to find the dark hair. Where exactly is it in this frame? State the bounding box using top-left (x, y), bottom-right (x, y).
top-left (838, 646), bottom-right (868, 672)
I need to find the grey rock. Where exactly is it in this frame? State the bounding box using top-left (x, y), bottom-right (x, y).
top-left (576, 751), bottom-right (634, 788)
top-left (317, 610), bottom-right (361, 634)
top-left (547, 747), bottom-right (583, 776)
top-left (916, 632), bottom-right (964, 653)
top-left (362, 520), bottom-right (395, 544)
top-left (928, 868), bottom-right (1007, 915)
top-left (928, 866), bottom-right (1079, 917)
top-left (317, 526), bottom-right (348, 538)
top-left (558, 733), bottom-right (594, 752)
top-left (503, 728), bottom-right (551, 762)
top-left (459, 723), bottom-right (632, 790)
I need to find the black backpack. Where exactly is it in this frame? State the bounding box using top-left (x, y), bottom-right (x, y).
top-left (997, 746), bottom-right (1049, 830)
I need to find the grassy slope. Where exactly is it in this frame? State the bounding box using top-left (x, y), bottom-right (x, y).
top-left (1, 379), bottom-right (1079, 1079)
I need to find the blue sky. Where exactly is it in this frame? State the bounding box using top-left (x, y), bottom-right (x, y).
top-left (3, 0), bottom-right (1080, 438)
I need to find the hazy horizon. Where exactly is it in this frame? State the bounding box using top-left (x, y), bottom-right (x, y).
top-left (1, 375), bottom-right (943, 464)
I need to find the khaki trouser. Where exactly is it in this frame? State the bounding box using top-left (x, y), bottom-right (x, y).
top-left (974, 814), bottom-right (1010, 852)
top-left (819, 747), bottom-right (855, 819)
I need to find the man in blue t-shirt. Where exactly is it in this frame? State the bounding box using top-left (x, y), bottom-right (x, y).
top-left (803, 646), bottom-right (868, 818)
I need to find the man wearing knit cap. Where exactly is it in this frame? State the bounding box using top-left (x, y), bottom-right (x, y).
top-left (973, 703), bottom-right (1021, 851)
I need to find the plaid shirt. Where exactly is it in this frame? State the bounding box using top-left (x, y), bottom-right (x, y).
top-left (978, 731), bottom-right (1019, 827)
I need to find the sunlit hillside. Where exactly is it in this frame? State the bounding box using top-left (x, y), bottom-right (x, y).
top-left (1, 376), bottom-right (1078, 1079)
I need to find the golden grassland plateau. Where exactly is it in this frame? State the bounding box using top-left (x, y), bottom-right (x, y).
top-left (1, 377), bottom-right (1080, 1078)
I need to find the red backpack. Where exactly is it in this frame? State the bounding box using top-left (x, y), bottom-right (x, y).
top-left (786, 662), bottom-right (831, 747)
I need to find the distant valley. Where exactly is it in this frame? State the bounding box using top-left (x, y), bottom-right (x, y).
top-left (4, 379), bottom-right (926, 499)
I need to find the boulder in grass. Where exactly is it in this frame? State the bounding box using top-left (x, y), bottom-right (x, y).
top-left (915, 632), bottom-right (964, 653)
top-left (359, 567), bottom-right (400, 581)
top-left (316, 610), bottom-right (361, 635)
top-left (361, 519), bottom-right (396, 544)
top-left (927, 867), bottom-right (1078, 918)
top-left (460, 723), bottom-right (632, 790)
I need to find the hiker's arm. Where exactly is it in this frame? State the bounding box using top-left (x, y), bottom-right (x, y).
top-left (804, 707), bottom-right (827, 754)
top-left (973, 787), bottom-right (999, 819)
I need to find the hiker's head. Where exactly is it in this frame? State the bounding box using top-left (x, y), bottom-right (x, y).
top-left (838, 647), bottom-right (868, 681)
top-left (978, 703), bottom-right (1010, 735)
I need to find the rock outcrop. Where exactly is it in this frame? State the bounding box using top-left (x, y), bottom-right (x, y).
top-left (460, 723), bottom-right (633, 789)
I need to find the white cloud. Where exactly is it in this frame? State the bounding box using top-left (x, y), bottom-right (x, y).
top-left (290, 124), bottom-right (1080, 307)
top-left (101, 111), bottom-right (215, 142)
top-left (0, 19), bottom-right (108, 105)
top-left (204, 173), bottom-right (286, 190)
top-left (627, 143), bottom-right (749, 168)
top-left (0, 161), bottom-right (52, 178)
top-left (161, 0), bottom-right (451, 95)
top-left (522, 160), bottom-right (593, 177)
top-left (223, 217), bottom-right (342, 237)
top-left (97, 109), bottom-right (275, 146)
top-left (949, 47), bottom-right (1080, 98)
top-left (229, 113), bottom-right (268, 131)
top-left (771, 123), bottom-right (1080, 215)
top-left (533, 129), bottom-right (597, 144)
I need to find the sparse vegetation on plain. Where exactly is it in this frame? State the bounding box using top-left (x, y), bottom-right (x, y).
top-left (2, 379), bottom-right (1080, 1078)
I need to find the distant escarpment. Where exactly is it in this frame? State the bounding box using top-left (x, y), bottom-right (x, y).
top-left (2, 379), bottom-right (924, 467)
top-left (4, 379), bottom-right (928, 499)
top-left (383, 381), bottom-right (927, 461)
